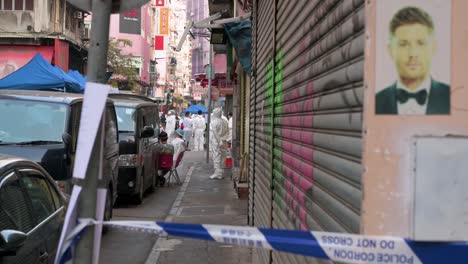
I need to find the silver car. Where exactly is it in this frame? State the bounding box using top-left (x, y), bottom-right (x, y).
top-left (0, 155), bottom-right (66, 264)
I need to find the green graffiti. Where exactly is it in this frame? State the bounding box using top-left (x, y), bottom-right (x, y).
top-left (266, 60), bottom-right (274, 99)
top-left (270, 50), bottom-right (284, 168)
top-left (273, 50), bottom-right (284, 125)
top-left (275, 50), bottom-right (283, 94)
top-left (272, 169), bottom-right (284, 183)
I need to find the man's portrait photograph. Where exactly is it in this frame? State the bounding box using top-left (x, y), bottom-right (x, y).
top-left (375, 0), bottom-right (451, 115)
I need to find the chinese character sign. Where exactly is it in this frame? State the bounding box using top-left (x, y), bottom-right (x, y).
top-left (154, 0), bottom-right (164, 6)
top-left (159, 8), bottom-right (169, 36)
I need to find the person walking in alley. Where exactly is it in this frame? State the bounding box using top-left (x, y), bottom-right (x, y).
top-left (182, 112), bottom-right (193, 150)
top-left (166, 110), bottom-right (177, 143)
top-left (209, 108), bottom-right (229, 179)
top-left (192, 110), bottom-right (206, 151)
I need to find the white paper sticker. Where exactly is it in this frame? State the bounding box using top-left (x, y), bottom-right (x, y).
top-left (203, 224), bottom-right (273, 250)
top-left (73, 82), bottom-right (110, 180)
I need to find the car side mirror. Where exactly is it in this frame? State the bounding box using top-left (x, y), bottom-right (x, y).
top-left (141, 126), bottom-right (155, 138)
top-left (0, 230), bottom-right (27, 256)
top-left (62, 132), bottom-right (72, 146)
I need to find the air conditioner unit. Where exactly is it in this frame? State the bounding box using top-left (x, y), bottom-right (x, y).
top-left (73, 11), bottom-right (83, 19)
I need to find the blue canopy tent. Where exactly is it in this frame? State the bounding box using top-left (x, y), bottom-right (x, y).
top-left (183, 104), bottom-right (208, 114)
top-left (68, 69), bottom-right (87, 92)
top-left (0, 53), bottom-right (83, 93)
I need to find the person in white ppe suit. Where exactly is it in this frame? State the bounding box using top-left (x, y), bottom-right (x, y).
top-left (209, 108), bottom-right (229, 179)
top-left (182, 112), bottom-right (193, 150)
top-left (165, 110), bottom-right (177, 143)
top-left (227, 112), bottom-right (233, 144)
top-left (192, 110), bottom-right (206, 151)
top-left (221, 112), bottom-right (229, 143)
top-left (173, 129), bottom-right (186, 163)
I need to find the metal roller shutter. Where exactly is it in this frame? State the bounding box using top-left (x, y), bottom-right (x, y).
top-left (250, 0), bottom-right (365, 263)
top-left (248, 0), bottom-right (257, 229)
top-left (250, 0), bottom-right (275, 263)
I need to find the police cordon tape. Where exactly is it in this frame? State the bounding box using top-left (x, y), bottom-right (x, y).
top-left (60, 219), bottom-right (468, 264)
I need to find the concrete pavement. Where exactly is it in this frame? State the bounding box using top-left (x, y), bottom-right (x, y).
top-left (100, 150), bottom-right (252, 264)
top-left (146, 151), bottom-right (252, 264)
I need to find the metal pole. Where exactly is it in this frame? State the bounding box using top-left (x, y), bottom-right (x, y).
top-left (74, 0), bottom-right (112, 263)
top-left (87, 0), bottom-right (112, 83)
top-left (206, 44), bottom-right (212, 163)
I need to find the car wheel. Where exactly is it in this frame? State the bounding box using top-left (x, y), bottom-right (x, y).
top-left (133, 178), bottom-right (144, 204)
top-left (149, 171), bottom-right (157, 193)
top-left (104, 188), bottom-right (112, 221)
top-left (103, 188), bottom-right (112, 234)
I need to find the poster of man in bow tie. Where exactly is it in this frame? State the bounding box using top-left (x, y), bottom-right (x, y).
top-left (375, 0), bottom-right (451, 115)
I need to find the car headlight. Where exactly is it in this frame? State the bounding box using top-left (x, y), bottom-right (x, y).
top-left (118, 154), bottom-right (138, 167)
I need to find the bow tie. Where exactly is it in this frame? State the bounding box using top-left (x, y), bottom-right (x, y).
top-left (396, 89), bottom-right (428, 105)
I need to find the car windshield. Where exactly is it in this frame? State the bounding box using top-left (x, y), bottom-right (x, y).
top-left (0, 99), bottom-right (68, 144)
top-left (115, 106), bottom-right (136, 133)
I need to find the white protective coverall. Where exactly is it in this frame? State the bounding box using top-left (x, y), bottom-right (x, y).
top-left (192, 113), bottom-right (206, 151)
top-left (227, 116), bottom-right (233, 143)
top-left (165, 111), bottom-right (177, 143)
top-left (221, 114), bottom-right (229, 143)
top-left (182, 116), bottom-right (193, 149)
top-left (209, 108), bottom-right (229, 179)
top-left (172, 137), bottom-right (186, 163)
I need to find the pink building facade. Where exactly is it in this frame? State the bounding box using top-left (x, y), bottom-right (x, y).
top-left (108, 3), bottom-right (154, 94)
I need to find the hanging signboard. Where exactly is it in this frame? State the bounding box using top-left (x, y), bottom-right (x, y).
top-left (120, 9), bottom-right (141, 35)
top-left (159, 7), bottom-right (169, 35)
top-left (211, 87), bottom-right (219, 99)
top-left (154, 0), bottom-right (164, 6)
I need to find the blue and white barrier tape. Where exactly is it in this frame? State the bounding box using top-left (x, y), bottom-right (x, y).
top-left (60, 219), bottom-right (468, 264)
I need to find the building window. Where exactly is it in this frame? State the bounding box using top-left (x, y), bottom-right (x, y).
top-left (3, 0), bottom-right (13, 10)
top-left (14, 0), bottom-right (22, 10)
top-left (25, 0), bottom-right (33, 10)
top-left (1, 0), bottom-right (34, 11)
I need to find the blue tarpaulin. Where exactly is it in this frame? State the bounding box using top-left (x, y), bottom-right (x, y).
top-left (224, 20), bottom-right (252, 75)
top-left (68, 70), bottom-right (87, 91)
top-left (0, 53), bottom-right (83, 93)
top-left (183, 104), bottom-right (208, 114)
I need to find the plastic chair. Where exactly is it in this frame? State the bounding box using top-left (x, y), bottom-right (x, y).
top-left (166, 150), bottom-right (185, 186)
top-left (158, 154), bottom-right (174, 170)
top-left (157, 154), bottom-right (174, 186)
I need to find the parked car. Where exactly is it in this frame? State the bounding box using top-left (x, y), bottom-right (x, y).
top-left (0, 90), bottom-right (119, 221)
top-left (109, 94), bottom-right (159, 204)
top-left (0, 154), bottom-right (66, 264)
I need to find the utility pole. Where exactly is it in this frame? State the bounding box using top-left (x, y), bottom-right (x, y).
top-left (74, 0), bottom-right (112, 263)
top-left (206, 45), bottom-right (213, 163)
